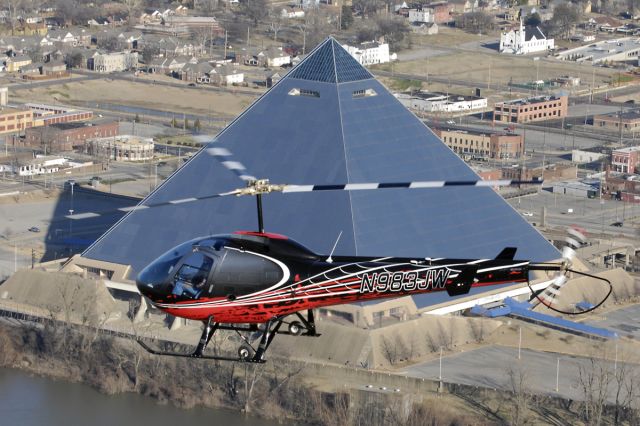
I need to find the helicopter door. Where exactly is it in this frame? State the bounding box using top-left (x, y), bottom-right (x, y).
top-left (172, 251), bottom-right (215, 299)
top-left (211, 248), bottom-right (285, 299)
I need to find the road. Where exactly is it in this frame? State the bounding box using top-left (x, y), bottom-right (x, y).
top-left (509, 190), bottom-right (640, 240)
top-left (401, 345), bottom-right (635, 404)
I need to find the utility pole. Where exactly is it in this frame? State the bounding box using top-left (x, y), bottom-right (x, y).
top-left (518, 326), bottom-right (522, 360)
top-left (555, 358), bottom-right (560, 392)
top-left (224, 30), bottom-right (228, 60)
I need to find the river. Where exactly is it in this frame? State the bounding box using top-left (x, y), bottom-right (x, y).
top-left (0, 367), bottom-right (284, 426)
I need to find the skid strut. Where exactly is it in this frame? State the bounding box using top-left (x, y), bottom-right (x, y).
top-left (137, 311), bottom-right (320, 363)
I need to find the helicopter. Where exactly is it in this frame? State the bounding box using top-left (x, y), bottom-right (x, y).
top-left (68, 146), bottom-right (608, 364)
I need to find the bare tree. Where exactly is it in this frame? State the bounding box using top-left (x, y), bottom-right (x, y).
top-left (380, 335), bottom-right (398, 365)
top-left (577, 354), bottom-right (612, 425)
top-left (268, 9), bottom-right (285, 42)
top-left (4, 0), bottom-right (24, 36)
top-left (455, 11), bottom-right (495, 35)
top-left (508, 362), bottom-right (532, 426)
top-left (242, 363), bottom-right (266, 412)
top-left (352, 0), bottom-right (382, 18)
top-left (551, 3), bottom-right (581, 39)
top-left (239, 0), bottom-right (268, 25)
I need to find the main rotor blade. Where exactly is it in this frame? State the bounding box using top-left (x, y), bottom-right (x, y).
top-left (205, 146), bottom-right (256, 182)
top-left (65, 178), bottom-right (541, 220)
top-left (65, 189), bottom-right (239, 220)
top-left (280, 179), bottom-right (542, 193)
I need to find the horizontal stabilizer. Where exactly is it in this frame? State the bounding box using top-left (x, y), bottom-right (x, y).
top-left (446, 266), bottom-right (478, 296)
top-left (495, 247), bottom-right (517, 260)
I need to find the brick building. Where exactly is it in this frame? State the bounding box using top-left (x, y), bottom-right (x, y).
top-left (502, 163), bottom-right (577, 182)
top-left (593, 111), bottom-right (640, 134)
top-left (493, 95), bottom-right (568, 124)
top-left (433, 127), bottom-right (524, 159)
top-left (0, 107), bottom-right (34, 135)
top-left (611, 146), bottom-right (640, 174)
top-left (22, 120), bottom-right (119, 152)
top-left (429, 2), bottom-right (453, 24)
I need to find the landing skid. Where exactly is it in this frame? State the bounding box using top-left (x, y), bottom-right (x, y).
top-left (136, 310), bottom-right (319, 363)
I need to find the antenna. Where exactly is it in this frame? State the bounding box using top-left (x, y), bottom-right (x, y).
top-left (326, 231), bottom-right (343, 263)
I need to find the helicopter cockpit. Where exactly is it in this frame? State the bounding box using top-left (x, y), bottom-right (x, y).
top-left (136, 235), bottom-right (288, 303)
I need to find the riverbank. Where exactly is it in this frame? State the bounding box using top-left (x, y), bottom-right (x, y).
top-left (0, 317), bottom-right (481, 425)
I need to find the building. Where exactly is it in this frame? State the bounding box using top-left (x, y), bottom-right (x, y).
top-left (611, 146), bottom-right (640, 173)
top-left (500, 19), bottom-right (554, 55)
top-left (4, 55), bottom-right (32, 72)
top-left (571, 148), bottom-right (607, 164)
top-left (493, 95), bottom-right (568, 124)
top-left (22, 120), bottom-right (119, 152)
top-left (16, 155), bottom-right (66, 176)
top-left (502, 163), bottom-right (577, 182)
top-left (26, 103), bottom-right (93, 126)
top-left (408, 7), bottom-right (434, 23)
top-left (552, 181), bottom-right (599, 198)
top-left (78, 37), bottom-right (559, 305)
top-left (343, 41), bottom-right (391, 66)
top-left (88, 135), bottom-right (154, 161)
top-left (557, 37), bottom-right (640, 64)
top-left (89, 51), bottom-right (138, 73)
top-left (433, 127), bottom-right (524, 159)
top-left (0, 107), bottom-right (34, 135)
top-left (428, 1), bottom-right (453, 24)
top-left (593, 111), bottom-right (640, 134)
top-left (395, 91), bottom-right (488, 113)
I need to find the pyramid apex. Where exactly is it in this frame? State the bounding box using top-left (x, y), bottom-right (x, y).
top-left (288, 36), bottom-right (373, 84)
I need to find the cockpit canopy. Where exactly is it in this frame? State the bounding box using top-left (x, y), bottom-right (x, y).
top-left (136, 236), bottom-right (289, 302)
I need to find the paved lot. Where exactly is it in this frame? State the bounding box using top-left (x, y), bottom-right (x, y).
top-left (508, 190), bottom-right (639, 240)
top-left (401, 345), bottom-right (636, 404)
top-left (593, 305), bottom-right (640, 340)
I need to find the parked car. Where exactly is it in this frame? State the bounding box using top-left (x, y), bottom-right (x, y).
top-left (28, 226), bottom-right (40, 232)
top-left (522, 211), bottom-right (533, 217)
top-left (611, 221), bottom-right (623, 227)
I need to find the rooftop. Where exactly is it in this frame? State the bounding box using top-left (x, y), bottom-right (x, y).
top-left (595, 111), bottom-right (640, 122)
top-left (498, 95), bottom-right (564, 106)
top-left (407, 91), bottom-right (485, 102)
top-left (557, 37), bottom-right (640, 63)
top-left (613, 146), bottom-right (640, 153)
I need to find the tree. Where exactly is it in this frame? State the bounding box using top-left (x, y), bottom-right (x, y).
top-left (629, 0), bottom-right (640, 14)
top-left (524, 12), bottom-right (541, 27)
top-left (193, 119), bottom-right (201, 132)
top-left (340, 6), bottom-right (353, 30)
top-left (134, 114), bottom-right (140, 123)
top-left (455, 11), bottom-right (495, 34)
top-left (375, 17), bottom-right (409, 50)
top-left (141, 46), bottom-right (159, 64)
top-left (184, 118), bottom-right (189, 130)
top-left (352, 0), bottom-right (382, 18)
top-left (239, 0), bottom-right (268, 25)
top-left (65, 52), bottom-right (84, 69)
top-left (97, 36), bottom-right (119, 51)
top-left (551, 3), bottom-right (580, 39)
top-left (4, 0), bottom-right (24, 35)
top-left (268, 9), bottom-right (285, 42)
top-left (508, 363), bottom-right (532, 426)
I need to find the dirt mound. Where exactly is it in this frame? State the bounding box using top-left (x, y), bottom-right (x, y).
top-left (0, 270), bottom-right (117, 325)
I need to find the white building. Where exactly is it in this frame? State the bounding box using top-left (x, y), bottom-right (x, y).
top-left (90, 51), bottom-right (138, 73)
top-left (394, 91), bottom-right (488, 113)
top-left (18, 155), bottom-right (65, 176)
top-left (343, 41), bottom-right (392, 66)
top-left (408, 7), bottom-right (434, 23)
top-left (557, 38), bottom-right (640, 65)
top-left (499, 19), bottom-right (554, 55)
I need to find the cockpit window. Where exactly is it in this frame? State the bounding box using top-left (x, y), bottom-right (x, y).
top-left (172, 251), bottom-right (214, 299)
top-left (137, 239), bottom-right (197, 287)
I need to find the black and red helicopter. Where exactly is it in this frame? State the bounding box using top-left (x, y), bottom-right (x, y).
top-left (69, 146), bottom-right (610, 363)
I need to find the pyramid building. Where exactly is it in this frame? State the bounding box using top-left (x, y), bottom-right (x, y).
top-left (82, 38), bottom-right (559, 307)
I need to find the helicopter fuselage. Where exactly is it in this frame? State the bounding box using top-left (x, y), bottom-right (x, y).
top-left (136, 231), bottom-right (530, 323)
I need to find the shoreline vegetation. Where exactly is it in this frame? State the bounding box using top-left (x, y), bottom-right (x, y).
top-left (1, 313), bottom-right (639, 425)
top-left (0, 318), bottom-right (476, 425)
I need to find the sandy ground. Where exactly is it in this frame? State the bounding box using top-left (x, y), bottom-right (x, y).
top-left (376, 51), bottom-right (621, 87)
top-left (11, 79), bottom-right (258, 119)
